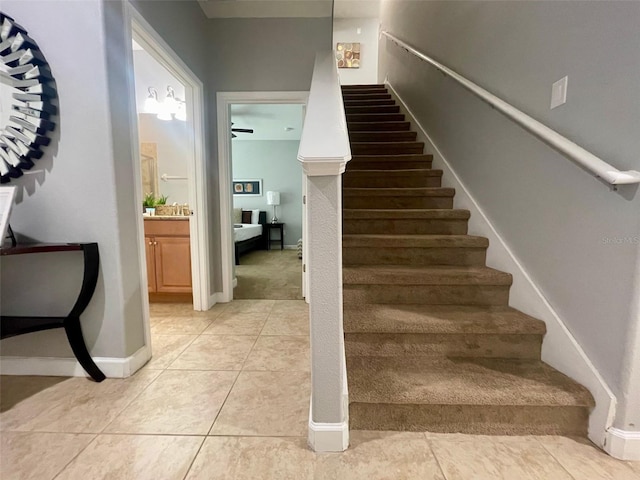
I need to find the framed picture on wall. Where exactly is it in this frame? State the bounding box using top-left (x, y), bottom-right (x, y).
top-left (233, 179), bottom-right (262, 196)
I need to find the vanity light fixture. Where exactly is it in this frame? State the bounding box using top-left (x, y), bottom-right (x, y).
top-left (144, 87), bottom-right (160, 114)
top-left (143, 85), bottom-right (186, 121)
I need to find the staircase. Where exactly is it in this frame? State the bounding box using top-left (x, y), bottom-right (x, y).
top-left (341, 84), bottom-right (594, 435)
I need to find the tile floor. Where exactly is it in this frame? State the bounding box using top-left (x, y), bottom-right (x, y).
top-left (1, 299), bottom-right (640, 479)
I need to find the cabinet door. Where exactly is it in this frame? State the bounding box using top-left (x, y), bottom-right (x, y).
top-left (145, 236), bottom-right (157, 293)
top-left (154, 236), bottom-right (192, 293)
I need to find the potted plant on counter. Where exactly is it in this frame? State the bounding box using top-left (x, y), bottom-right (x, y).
top-left (143, 193), bottom-right (156, 216)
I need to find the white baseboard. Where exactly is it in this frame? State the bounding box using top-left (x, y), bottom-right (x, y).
top-left (232, 277), bottom-right (238, 288)
top-left (0, 344), bottom-right (151, 379)
top-left (284, 245), bottom-right (298, 250)
top-left (308, 419), bottom-right (349, 452)
top-left (604, 428), bottom-right (640, 460)
top-left (386, 81), bottom-right (616, 449)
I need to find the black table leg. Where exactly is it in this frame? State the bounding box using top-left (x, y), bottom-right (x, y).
top-left (64, 316), bottom-right (106, 382)
top-left (65, 243), bottom-right (105, 382)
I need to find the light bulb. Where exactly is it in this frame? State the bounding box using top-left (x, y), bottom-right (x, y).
top-left (144, 87), bottom-right (159, 114)
top-left (164, 85), bottom-right (178, 114)
top-left (175, 102), bottom-right (187, 122)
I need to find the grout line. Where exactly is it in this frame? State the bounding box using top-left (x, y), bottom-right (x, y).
top-left (97, 369), bottom-right (165, 435)
top-left (182, 436), bottom-right (207, 480)
top-left (51, 433), bottom-right (99, 480)
top-left (423, 433), bottom-right (451, 480)
top-left (534, 437), bottom-right (580, 480)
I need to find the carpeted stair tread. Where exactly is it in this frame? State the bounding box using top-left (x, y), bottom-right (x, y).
top-left (345, 105), bottom-right (401, 114)
top-left (343, 265), bottom-right (513, 286)
top-left (343, 93), bottom-right (392, 101)
top-left (343, 305), bottom-right (546, 335)
top-left (347, 356), bottom-right (594, 407)
top-left (342, 84), bottom-right (386, 89)
top-left (344, 99), bottom-right (396, 107)
top-left (343, 209), bottom-right (470, 220)
top-left (346, 113), bottom-right (405, 122)
top-left (343, 187), bottom-right (454, 197)
top-left (342, 234), bottom-right (487, 248)
top-left (345, 169), bottom-right (442, 176)
top-left (349, 154), bottom-right (432, 163)
top-left (349, 131), bottom-right (418, 142)
top-left (347, 122), bottom-right (410, 131)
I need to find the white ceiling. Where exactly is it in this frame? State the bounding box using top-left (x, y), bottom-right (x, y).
top-left (231, 104), bottom-right (304, 141)
top-left (198, 0), bottom-right (379, 19)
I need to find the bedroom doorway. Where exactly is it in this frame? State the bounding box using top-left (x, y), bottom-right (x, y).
top-left (217, 93), bottom-right (308, 302)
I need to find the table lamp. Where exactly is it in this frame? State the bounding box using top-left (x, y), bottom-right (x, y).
top-left (266, 191), bottom-right (280, 223)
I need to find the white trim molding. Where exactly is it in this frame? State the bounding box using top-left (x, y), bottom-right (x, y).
top-left (605, 428), bottom-right (640, 460)
top-left (386, 81), bottom-right (616, 450)
top-left (0, 345), bottom-right (151, 379)
top-left (308, 419), bottom-right (349, 452)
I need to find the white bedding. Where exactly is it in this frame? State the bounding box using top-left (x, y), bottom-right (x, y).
top-left (234, 223), bottom-right (263, 242)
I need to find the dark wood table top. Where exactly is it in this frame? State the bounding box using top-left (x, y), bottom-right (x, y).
top-left (0, 243), bottom-right (90, 256)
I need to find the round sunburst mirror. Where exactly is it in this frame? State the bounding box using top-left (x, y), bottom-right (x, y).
top-left (0, 12), bottom-right (57, 183)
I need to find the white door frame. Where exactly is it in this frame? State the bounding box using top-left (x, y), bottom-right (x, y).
top-left (125, 6), bottom-right (211, 312)
top-left (216, 91), bottom-right (308, 302)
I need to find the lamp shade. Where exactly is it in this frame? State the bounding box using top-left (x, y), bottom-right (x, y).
top-left (266, 191), bottom-right (280, 206)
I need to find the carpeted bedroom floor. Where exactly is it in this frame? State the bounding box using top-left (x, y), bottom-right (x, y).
top-left (234, 250), bottom-right (303, 300)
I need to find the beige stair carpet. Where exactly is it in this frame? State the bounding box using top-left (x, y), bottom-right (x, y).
top-left (341, 84), bottom-right (594, 436)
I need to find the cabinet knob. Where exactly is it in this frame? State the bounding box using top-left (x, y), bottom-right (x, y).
top-left (148, 241), bottom-right (153, 245)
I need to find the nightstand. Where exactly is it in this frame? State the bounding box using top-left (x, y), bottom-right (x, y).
top-left (266, 222), bottom-right (284, 250)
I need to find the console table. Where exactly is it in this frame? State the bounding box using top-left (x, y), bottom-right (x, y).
top-left (0, 242), bottom-right (106, 382)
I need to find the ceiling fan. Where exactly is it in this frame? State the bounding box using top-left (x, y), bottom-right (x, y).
top-left (231, 123), bottom-right (254, 138)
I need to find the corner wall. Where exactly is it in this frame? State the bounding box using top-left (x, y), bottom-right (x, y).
top-left (378, 0), bottom-right (640, 429)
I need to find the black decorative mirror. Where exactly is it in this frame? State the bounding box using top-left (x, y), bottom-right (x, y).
top-left (0, 12), bottom-right (57, 183)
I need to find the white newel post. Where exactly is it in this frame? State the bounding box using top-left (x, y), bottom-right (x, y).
top-left (298, 51), bottom-right (351, 452)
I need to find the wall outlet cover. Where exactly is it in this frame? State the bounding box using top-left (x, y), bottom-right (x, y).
top-left (550, 76), bottom-right (568, 109)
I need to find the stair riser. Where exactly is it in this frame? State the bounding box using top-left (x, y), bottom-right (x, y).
top-left (343, 94), bottom-right (392, 101)
top-left (343, 174), bottom-right (441, 188)
top-left (346, 105), bottom-right (401, 114)
top-left (349, 404), bottom-right (589, 436)
top-left (344, 285), bottom-right (510, 306)
top-left (342, 247), bottom-right (486, 266)
top-left (344, 196), bottom-right (454, 209)
top-left (347, 161), bottom-right (432, 170)
top-left (349, 132), bottom-right (417, 142)
top-left (343, 219), bottom-right (468, 235)
top-left (345, 333), bottom-right (542, 359)
top-left (348, 122), bottom-right (411, 131)
top-left (342, 85), bottom-right (386, 91)
top-left (351, 143), bottom-right (424, 155)
top-left (344, 99), bottom-right (396, 107)
top-left (347, 113), bottom-right (405, 122)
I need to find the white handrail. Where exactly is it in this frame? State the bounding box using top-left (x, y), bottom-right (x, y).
top-left (381, 31), bottom-right (640, 186)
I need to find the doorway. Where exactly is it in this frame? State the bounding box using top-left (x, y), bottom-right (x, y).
top-left (217, 92), bottom-right (308, 302)
top-left (126, 7), bottom-right (211, 322)
top-left (230, 103), bottom-right (305, 300)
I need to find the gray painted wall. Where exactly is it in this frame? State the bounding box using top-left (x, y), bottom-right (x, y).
top-left (232, 140), bottom-right (303, 245)
top-left (379, 0), bottom-right (640, 406)
top-left (1, 0), bottom-right (144, 358)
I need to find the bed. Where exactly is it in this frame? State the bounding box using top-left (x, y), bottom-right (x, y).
top-left (234, 210), bottom-right (267, 265)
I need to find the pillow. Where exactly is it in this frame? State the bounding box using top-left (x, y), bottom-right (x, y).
top-left (251, 209), bottom-right (260, 224)
top-left (241, 210), bottom-right (252, 224)
top-left (233, 207), bottom-right (242, 224)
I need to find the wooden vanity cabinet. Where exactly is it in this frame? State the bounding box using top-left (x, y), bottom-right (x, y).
top-left (144, 219), bottom-right (192, 293)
